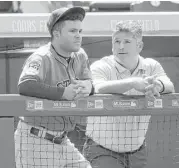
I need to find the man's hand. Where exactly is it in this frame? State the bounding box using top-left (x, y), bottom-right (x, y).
top-left (144, 77), bottom-right (163, 100)
top-left (72, 79), bottom-right (92, 100)
top-left (62, 83), bottom-right (81, 100)
top-left (74, 87), bottom-right (91, 100)
top-left (132, 75), bottom-right (163, 100)
top-left (137, 74), bottom-right (163, 100)
top-left (62, 79), bottom-right (92, 100)
top-left (132, 77), bottom-right (150, 93)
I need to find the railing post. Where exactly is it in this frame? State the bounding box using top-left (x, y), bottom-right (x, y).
top-left (0, 117), bottom-right (15, 168)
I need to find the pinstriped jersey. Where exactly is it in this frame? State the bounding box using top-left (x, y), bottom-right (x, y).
top-left (87, 55), bottom-right (173, 152)
top-left (18, 42), bottom-right (91, 131)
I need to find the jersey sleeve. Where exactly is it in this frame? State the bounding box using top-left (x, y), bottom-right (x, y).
top-left (18, 54), bottom-right (46, 85)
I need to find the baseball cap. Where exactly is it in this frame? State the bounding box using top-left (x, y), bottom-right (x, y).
top-left (47, 7), bottom-right (86, 35)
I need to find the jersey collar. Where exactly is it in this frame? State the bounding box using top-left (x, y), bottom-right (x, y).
top-left (50, 42), bottom-right (73, 66)
top-left (113, 55), bottom-right (147, 73)
top-left (137, 56), bottom-right (147, 71)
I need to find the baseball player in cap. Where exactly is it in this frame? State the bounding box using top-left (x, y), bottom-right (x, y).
top-left (15, 7), bottom-right (93, 168)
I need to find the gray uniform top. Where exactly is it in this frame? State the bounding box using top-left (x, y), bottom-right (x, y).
top-left (18, 42), bottom-right (91, 131)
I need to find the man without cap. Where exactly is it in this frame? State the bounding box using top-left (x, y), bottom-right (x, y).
top-left (15, 7), bottom-right (93, 168)
top-left (83, 20), bottom-right (175, 168)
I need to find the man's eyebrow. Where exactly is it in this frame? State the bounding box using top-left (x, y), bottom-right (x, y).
top-left (113, 38), bottom-right (132, 41)
top-left (124, 38), bottom-right (132, 41)
top-left (113, 38), bottom-right (121, 40)
top-left (69, 28), bottom-right (82, 31)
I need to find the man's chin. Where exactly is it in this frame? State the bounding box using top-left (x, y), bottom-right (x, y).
top-left (115, 57), bottom-right (129, 67)
top-left (72, 47), bottom-right (81, 52)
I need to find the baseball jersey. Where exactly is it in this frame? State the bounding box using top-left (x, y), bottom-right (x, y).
top-left (18, 42), bottom-right (91, 131)
top-left (86, 55), bottom-right (173, 152)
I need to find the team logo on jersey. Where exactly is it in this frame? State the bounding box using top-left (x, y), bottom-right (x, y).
top-left (57, 80), bottom-right (70, 87)
top-left (28, 60), bottom-right (41, 71)
top-left (26, 60), bottom-right (41, 75)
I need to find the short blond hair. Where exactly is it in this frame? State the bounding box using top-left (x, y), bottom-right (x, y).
top-left (113, 20), bottom-right (143, 41)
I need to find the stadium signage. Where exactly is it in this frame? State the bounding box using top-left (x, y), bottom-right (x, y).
top-left (172, 99), bottom-right (179, 107)
top-left (87, 100), bottom-right (95, 108)
top-left (147, 99), bottom-right (163, 108)
top-left (26, 100), bottom-right (43, 110)
top-left (87, 100), bottom-right (104, 109)
top-left (53, 101), bottom-right (77, 108)
top-left (113, 100), bottom-right (137, 108)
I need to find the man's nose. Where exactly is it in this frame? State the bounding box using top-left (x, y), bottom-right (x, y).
top-left (75, 31), bottom-right (81, 38)
top-left (119, 42), bottom-right (124, 49)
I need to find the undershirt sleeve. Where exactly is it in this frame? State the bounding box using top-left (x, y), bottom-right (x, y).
top-left (18, 80), bottom-right (65, 100)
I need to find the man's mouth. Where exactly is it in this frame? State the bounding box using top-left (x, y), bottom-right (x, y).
top-left (118, 53), bottom-right (127, 54)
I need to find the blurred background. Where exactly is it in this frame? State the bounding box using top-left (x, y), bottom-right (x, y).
top-left (2, 1), bottom-right (179, 13)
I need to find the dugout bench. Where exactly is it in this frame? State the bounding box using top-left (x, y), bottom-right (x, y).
top-left (0, 12), bottom-right (179, 168)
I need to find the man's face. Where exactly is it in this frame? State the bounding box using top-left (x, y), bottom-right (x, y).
top-left (57, 20), bottom-right (83, 52)
top-left (112, 31), bottom-right (142, 68)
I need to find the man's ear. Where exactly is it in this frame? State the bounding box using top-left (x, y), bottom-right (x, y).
top-left (52, 30), bottom-right (60, 39)
top-left (137, 41), bottom-right (144, 53)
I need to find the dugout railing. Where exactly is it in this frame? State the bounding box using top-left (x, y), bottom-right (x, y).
top-left (0, 94), bottom-right (179, 168)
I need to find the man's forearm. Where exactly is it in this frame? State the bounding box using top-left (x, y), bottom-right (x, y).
top-left (18, 80), bottom-right (65, 100)
top-left (94, 78), bottom-right (135, 94)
